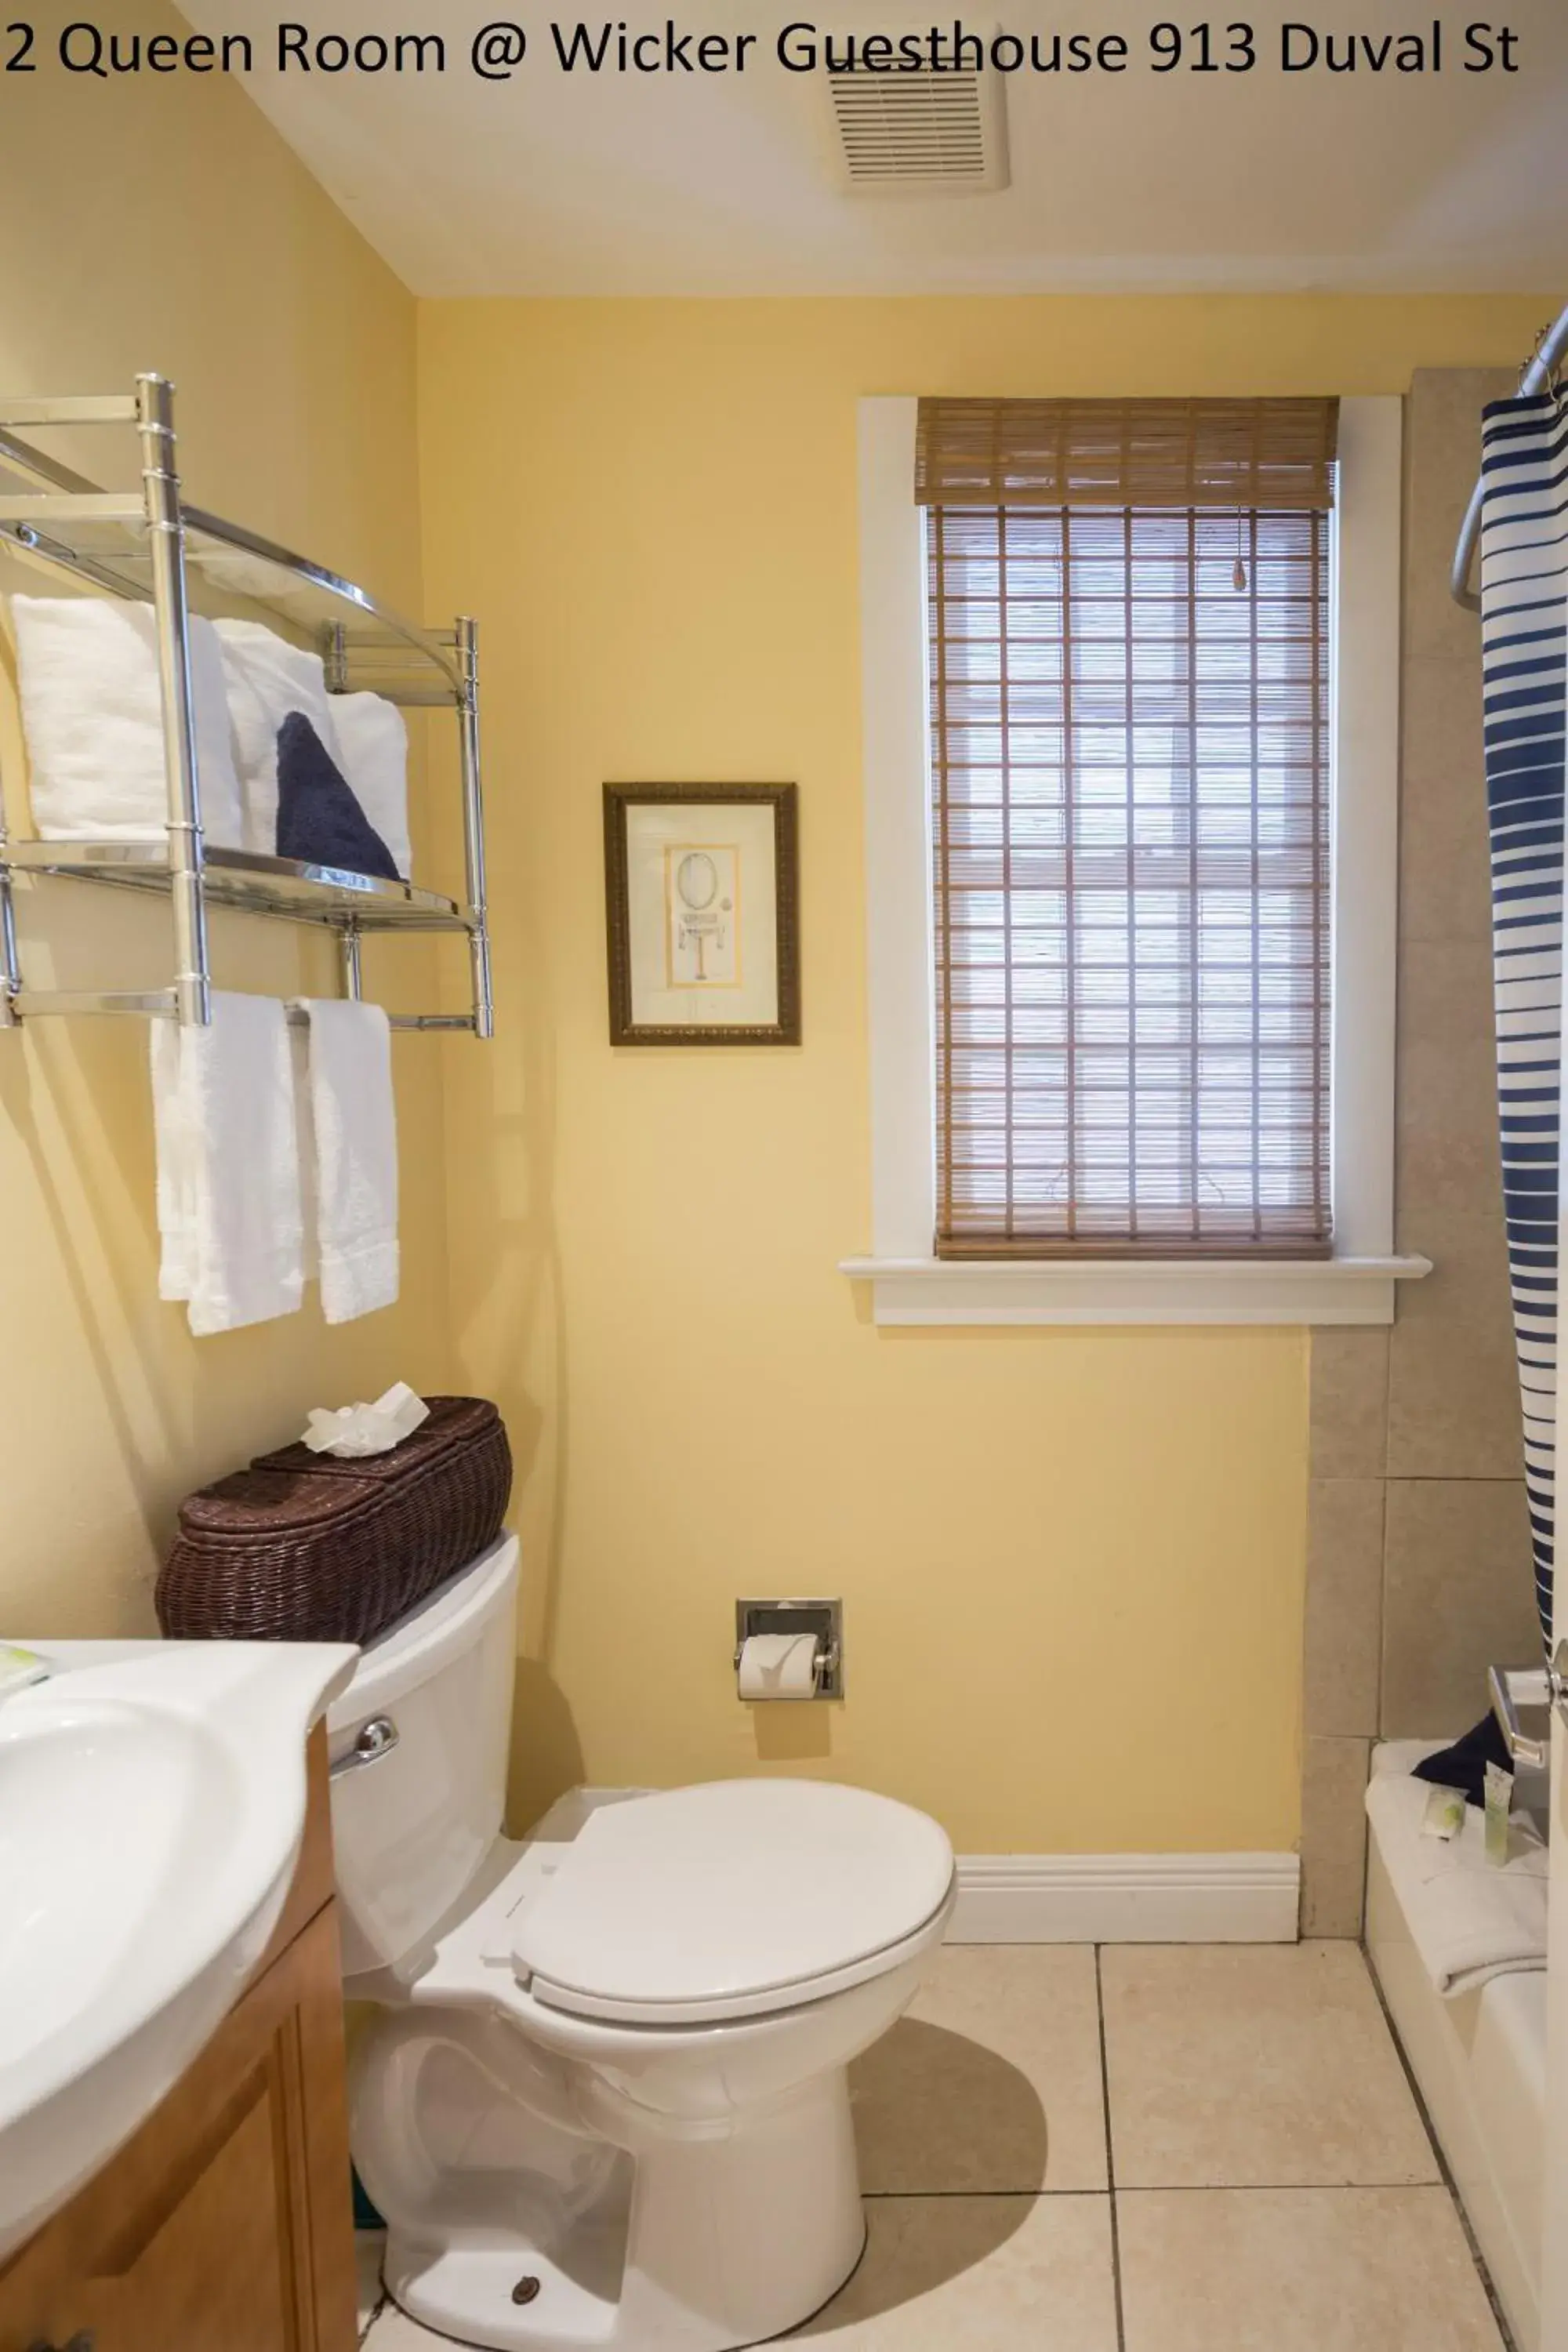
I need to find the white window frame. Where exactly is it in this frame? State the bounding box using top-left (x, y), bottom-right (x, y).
top-left (842, 395), bottom-right (1431, 1327)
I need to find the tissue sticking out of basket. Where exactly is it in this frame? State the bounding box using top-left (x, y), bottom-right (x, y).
top-left (302, 1381), bottom-right (430, 1459)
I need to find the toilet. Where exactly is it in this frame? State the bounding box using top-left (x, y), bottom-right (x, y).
top-left (327, 1534), bottom-right (956, 2352)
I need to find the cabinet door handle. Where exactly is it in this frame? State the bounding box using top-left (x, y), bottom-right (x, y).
top-left (27, 2336), bottom-right (95, 2350)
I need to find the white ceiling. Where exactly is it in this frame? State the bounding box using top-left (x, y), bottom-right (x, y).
top-left (185, 2), bottom-right (1568, 296)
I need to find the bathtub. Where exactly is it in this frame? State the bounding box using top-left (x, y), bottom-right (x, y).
top-left (1364, 1740), bottom-right (1546, 2351)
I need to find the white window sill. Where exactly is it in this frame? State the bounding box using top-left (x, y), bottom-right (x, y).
top-left (838, 1254), bottom-right (1432, 1327)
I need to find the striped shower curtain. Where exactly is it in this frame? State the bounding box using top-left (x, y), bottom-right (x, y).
top-left (1479, 389), bottom-right (1566, 1652)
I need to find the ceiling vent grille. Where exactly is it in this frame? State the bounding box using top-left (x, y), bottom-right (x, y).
top-left (825, 30), bottom-right (1009, 194)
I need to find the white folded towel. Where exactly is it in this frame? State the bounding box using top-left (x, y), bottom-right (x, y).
top-left (1364, 1762), bottom-right (1548, 1998)
top-left (328, 692), bottom-right (412, 879)
top-left (213, 618), bottom-right (346, 858)
top-left (299, 999), bottom-right (399, 1323)
top-left (151, 993), bottom-right (304, 1337)
top-left (10, 594), bottom-right (243, 847)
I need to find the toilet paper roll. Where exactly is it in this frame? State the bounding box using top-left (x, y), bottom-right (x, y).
top-left (738, 1632), bottom-right (819, 1700)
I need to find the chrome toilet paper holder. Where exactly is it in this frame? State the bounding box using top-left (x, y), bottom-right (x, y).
top-left (734, 1598), bottom-right (844, 1700)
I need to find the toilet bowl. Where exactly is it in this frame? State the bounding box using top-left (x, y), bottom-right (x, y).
top-left (327, 1535), bottom-right (956, 2352)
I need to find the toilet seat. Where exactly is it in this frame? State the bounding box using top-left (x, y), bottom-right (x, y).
top-left (510, 1779), bottom-right (955, 2027)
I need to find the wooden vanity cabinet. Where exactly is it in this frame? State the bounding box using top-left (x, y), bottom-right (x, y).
top-left (0, 1728), bottom-right (358, 2352)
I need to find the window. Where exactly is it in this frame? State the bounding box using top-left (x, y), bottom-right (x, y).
top-left (923, 399), bottom-right (1334, 1259)
top-left (848, 394), bottom-right (1424, 1325)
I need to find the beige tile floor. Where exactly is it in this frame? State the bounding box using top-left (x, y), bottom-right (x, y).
top-left (360, 1942), bottom-right (1508, 2351)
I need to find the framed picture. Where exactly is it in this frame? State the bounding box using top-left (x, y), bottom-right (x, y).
top-left (603, 784), bottom-right (800, 1046)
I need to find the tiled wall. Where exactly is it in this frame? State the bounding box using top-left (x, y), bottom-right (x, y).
top-left (1300, 369), bottom-right (1545, 1936)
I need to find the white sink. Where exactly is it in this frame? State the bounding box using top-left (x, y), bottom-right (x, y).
top-left (0, 1638), bottom-right (357, 2262)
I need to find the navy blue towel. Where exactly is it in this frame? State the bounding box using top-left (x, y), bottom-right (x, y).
top-left (274, 710), bottom-right (399, 881)
top-left (1412, 1713), bottom-right (1512, 1809)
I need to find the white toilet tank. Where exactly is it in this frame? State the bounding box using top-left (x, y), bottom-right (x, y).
top-left (326, 1532), bottom-right (518, 1978)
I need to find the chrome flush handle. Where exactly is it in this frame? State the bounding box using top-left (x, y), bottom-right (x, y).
top-left (329, 1715), bottom-right (400, 1777)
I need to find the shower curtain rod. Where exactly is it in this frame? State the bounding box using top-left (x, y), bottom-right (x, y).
top-left (1450, 301), bottom-right (1568, 612)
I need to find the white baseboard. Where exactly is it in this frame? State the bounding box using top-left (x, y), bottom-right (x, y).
top-left (951, 1853), bottom-right (1300, 1944)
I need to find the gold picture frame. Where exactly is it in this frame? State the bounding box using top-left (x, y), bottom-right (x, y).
top-left (603, 784), bottom-right (800, 1046)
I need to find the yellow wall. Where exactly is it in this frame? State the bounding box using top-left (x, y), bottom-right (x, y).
top-left (419, 296), bottom-right (1548, 1855)
top-left (0, 4), bottom-right (453, 1635)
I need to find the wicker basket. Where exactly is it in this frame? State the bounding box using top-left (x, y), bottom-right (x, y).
top-left (156, 1396), bottom-right (512, 1646)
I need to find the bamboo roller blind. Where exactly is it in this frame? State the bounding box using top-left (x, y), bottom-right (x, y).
top-left (923, 397), bottom-right (1337, 1258)
top-left (916, 397), bottom-right (1339, 511)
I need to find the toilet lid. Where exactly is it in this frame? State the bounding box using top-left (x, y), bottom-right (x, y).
top-left (511, 1780), bottom-right (955, 2024)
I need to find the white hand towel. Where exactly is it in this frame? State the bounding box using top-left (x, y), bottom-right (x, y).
top-left (328, 692), bottom-right (412, 879)
top-left (213, 618), bottom-right (347, 858)
top-left (10, 594), bottom-right (243, 847)
top-left (1364, 1762), bottom-right (1548, 1997)
top-left (300, 999), bottom-right (399, 1323)
top-left (150, 993), bottom-right (304, 1336)
top-left (151, 1016), bottom-right (197, 1306)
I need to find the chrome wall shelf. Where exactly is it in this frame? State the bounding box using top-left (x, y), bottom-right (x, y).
top-left (0, 374), bottom-right (494, 1037)
top-left (5, 841), bottom-right (466, 929)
